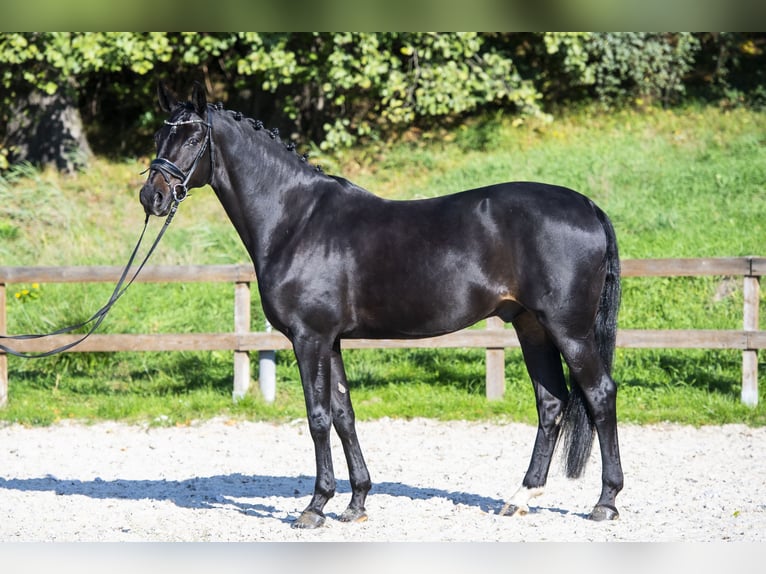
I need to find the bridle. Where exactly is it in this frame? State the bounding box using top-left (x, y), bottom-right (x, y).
top-left (147, 114), bottom-right (214, 203)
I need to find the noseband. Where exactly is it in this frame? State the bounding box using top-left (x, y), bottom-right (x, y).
top-left (148, 116), bottom-right (213, 203)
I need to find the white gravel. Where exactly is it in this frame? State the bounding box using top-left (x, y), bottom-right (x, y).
top-left (1, 417), bottom-right (764, 542)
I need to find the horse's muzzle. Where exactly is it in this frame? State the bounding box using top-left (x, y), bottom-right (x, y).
top-left (140, 182), bottom-right (172, 217)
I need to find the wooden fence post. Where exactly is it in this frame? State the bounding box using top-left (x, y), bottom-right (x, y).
top-left (485, 316), bottom-right (505, 400)
top-left (0, 282), bottom-right (7, 408)
top-left (742, 270), bottom-right (760, 406)
top-left (232, 280), bottom-right (251, 401)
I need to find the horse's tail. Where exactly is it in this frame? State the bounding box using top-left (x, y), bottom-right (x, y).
top-left (559, 205), bottom-right (621, 479)
top-left (593, 206), bottom-right (621, 377)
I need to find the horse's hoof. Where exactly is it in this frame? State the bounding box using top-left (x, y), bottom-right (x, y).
top-left (498, 502), bottom-right (528, 517)
top-left (588, 505), bottom-right (619, 521)
top-left (291, 510), bottom-right (326, 529)
top-left (339, 507), bottom-right (368, 523)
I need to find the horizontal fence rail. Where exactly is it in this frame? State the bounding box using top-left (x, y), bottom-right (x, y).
top-left (0, 257), bottom-right (763, 408)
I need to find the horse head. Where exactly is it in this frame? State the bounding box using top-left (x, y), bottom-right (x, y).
top-left (140, 82), bottom-right (212, 217)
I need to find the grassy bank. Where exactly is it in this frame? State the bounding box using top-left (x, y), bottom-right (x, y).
top-left (1, 104), bottom-right (765, 426)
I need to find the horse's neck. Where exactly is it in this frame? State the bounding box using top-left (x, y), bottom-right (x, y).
top-left (210, 124), bottom-right (324, 274)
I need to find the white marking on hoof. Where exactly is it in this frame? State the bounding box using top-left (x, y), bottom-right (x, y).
top-left (501, 486), bottom-right (544, 516)
top-left (499, 501), bottom-right (528, 516)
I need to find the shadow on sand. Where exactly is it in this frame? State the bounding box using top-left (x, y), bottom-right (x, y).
top-left (0, 473), bottom-right (581, 523)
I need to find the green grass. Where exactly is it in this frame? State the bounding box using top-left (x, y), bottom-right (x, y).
top-left (1, 104), bottom-right (765, 426)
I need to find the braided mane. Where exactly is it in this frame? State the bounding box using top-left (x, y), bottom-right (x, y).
top-left (206, 101), bottom-right (322, 173)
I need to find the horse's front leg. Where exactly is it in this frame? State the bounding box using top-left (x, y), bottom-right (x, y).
top-left (330, 342), bottom-right (371, 522)
top-left (291, 334), bottom-right (336, 529)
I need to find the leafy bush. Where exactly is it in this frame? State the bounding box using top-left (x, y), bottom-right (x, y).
top-left (545, 32), bottom-right (702, 106)
top-left (229, 33), bottom-right (546, 148)
top-left (1, 32), bottom-right (765, 163)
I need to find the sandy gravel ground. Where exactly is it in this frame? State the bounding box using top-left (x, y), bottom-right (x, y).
top-left (1, 417), bottom-right (764, 543)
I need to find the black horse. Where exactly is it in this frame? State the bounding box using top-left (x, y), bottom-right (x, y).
top-left (140, 83), bottom-right (623, 528)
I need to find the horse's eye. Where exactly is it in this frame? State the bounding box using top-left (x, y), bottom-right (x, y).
top-left (187, 137), bottom-right (200, 147)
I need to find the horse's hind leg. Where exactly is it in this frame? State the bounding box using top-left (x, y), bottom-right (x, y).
top-left (552, 332), bottom-right (623, 520)
top-left (500, 311), bottom-right (568, 517)
top-left (330, 342), bottom-right (372, 523)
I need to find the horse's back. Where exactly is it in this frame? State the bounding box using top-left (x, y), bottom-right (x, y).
top-left (347, 180), bottom-right (604, 230)
top-left (337, 181), bottom-right (609, 269)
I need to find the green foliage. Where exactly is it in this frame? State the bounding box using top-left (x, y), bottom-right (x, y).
top-left (576, 33), bottom-right (701, 105)
top-left (0, 33), bottom-right (172, 94)
top-left (234, 32), bottom-right (545, 150)
top-left (2, 32), bottom-right (766, 164)
top-left (541, 32), bottom-right (699, 105)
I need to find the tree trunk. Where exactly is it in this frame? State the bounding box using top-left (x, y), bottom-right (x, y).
top-left (5, 87), bottom-right (92, 173)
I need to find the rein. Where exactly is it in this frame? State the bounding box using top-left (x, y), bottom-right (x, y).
top-left (0, 203), bottom-right (180, 358)
top-left (0, 111), bottom-right (214, 359)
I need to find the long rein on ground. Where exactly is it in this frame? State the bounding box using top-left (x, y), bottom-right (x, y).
top-left (0, 116), bottom-right (213, 359)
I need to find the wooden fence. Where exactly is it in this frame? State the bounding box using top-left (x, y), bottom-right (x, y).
top-left (0, 257), bottom-right (763, 408)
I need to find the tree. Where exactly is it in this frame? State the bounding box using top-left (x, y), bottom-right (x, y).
top-left (5, 82), bottom-right (92, 173)
top-left (0, 33), bottom-right (172, 171)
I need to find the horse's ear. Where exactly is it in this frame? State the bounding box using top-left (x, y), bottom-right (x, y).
top-left (191, 81), bottom-right (208, 119)
top-left (157, 82), bottom-right (177, 113)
